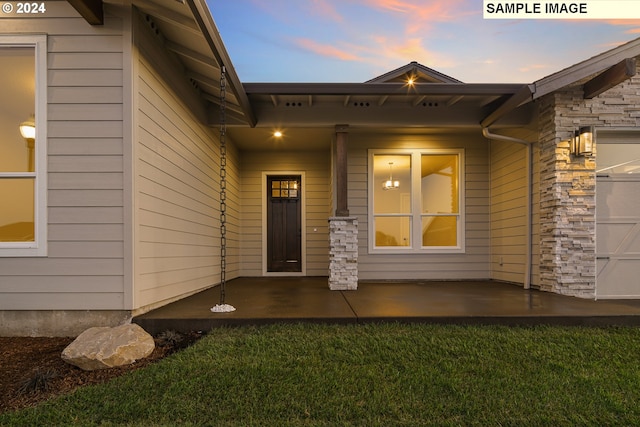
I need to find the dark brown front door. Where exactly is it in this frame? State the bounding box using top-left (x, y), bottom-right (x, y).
top-left (267, 175), bottom-right (302, 272)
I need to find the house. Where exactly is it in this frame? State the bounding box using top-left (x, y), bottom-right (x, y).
top-left (1, 0), bottom-right (639, 336)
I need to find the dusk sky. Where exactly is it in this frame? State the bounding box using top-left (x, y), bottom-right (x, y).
top-left (208, 0), bottom-right (640, 84)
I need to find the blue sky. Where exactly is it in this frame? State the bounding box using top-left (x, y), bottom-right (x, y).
top-left (208, 0), bottom-right (640, 83)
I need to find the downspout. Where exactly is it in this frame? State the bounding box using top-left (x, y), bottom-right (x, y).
top-left (482, 127), bottom-right (533, 290)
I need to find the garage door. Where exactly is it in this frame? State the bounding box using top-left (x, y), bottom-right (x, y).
top-left (596, 132), bottom-right (640, 299)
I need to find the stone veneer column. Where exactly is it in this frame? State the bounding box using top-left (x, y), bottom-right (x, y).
top-left (329, 125), bottom-right (358, 290)
top-left (328, 216), bottom-right (358, 290)
top-left (538, 91), bottom-right (597, 298)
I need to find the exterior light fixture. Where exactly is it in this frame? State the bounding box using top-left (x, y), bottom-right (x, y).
top-left (19, 115), bottom-right (36, 172)
top-left (273, 131), bottom-right (283, 138)
top-left (571, 125), bottom-right (594, 157)
top-left (382, 162), bottom-right (400, 190)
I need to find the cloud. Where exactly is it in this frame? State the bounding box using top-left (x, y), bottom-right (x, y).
top-left (362, 0), bottom-right (475, 34)
top-left (518, 63), bottom-right (551, 74)
top-left (294, 38), bottom-right (363, 61)
top-left (311, 0), bottom-right (344, 22)
top-left (605, 19), bottom-right (640, 27)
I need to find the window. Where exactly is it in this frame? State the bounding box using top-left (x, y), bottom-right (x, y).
top-left (0, 35), bottom-right (47, 256)
top-left (369, 149), bottom-right (464, 253)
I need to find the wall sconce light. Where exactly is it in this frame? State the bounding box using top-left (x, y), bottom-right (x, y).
top-left (19, 115), bottom-right (36, 141)
top-left (19, 115), bottom-right (36, 172)
top-left (571, 125), bottom-right (594, 157)
top-left (382, 162), bottom-right (400, 190)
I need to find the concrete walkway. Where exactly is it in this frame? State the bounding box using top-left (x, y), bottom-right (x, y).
top-left (133, 277), bottom-right (640, 334)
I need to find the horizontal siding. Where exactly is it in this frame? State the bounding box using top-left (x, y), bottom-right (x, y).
top-left (49, 138), bottom-right (123, 155)
top-left (133, 20), bottom-right (239, 310)
top-left (240, 151), bottom-right (330, 276)
top-left (0, 3), bottom-right (126, 311)
top-left (490, 140), bottom-right (527, 284)
top-left (350, 133), bottom-right (491, 280)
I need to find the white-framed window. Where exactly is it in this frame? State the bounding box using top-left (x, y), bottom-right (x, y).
top-left (368, 149), bottom-right (465, 254)
top-left (0, 35), bottom-right (47, 256)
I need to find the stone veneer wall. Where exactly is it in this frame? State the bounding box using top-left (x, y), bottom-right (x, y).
top-left (537, 66), bottom-right (640, 298)
top-left (328, 217), bottom-right (358, 290)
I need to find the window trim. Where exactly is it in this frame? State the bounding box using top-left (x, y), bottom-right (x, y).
top-left (0, 35), bottom-right (48, 257)
top-left (368, 148), bottom-right (465, 255)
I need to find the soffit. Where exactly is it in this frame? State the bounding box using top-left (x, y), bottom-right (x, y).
top-left (131, 0), bottom-right (255, 126)
top-left (231, 78), bottom-right (536, 151)
top-left (243, 82), bottom-right (533, 128)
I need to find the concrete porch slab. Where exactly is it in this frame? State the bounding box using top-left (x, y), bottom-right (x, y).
top-left (133, 277), bottom-right (640, 335)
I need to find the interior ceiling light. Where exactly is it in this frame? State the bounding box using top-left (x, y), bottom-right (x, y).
top-left (382, 162), bottom-right (400, 190)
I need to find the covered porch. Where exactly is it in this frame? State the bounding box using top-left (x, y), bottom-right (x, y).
top-left (133, 277), bottom-right (640, 334)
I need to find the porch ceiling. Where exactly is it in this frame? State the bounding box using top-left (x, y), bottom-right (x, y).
top-left (228, 82), bottom-right (535, 151)
top-left (227, 125), bottom-right (510, 152)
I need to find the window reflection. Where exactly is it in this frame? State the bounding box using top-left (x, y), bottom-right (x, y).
top-left (0, 46), bottom-right (36, 243)
top-left (372, 151), bottom-right (462, 250)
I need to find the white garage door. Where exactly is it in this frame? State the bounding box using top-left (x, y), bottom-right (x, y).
top-left (596, 132), bottom-right (640, 299)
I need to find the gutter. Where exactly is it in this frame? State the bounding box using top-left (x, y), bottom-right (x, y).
top-left (482, 127), bottom-right (533, 290)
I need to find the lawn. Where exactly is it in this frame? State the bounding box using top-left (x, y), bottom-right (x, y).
top-left (2, 323), bottom-right (640, 426)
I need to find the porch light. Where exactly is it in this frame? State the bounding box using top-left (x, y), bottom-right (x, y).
top-left (571, 126), bottom-right (594, 157)
top-left (273, 131), bottom-right (283, 138)
top-left (382, 162), bottom-right (400, 190)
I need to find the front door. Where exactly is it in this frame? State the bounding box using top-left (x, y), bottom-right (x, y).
top-left (267, 175), bottom-right (302, 272)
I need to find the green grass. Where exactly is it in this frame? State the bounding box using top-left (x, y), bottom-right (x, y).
top-left (2, 323), bottom-right (640, 426)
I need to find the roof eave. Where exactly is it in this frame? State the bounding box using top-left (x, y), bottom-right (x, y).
top-left (244, 82), bottom-right (525, 96)
top-left (533, 36), bottom-right (640, 100)
top-left (185, 0), bottom-right (257, 126)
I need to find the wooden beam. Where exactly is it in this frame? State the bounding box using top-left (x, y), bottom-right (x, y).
top-left (583, 58), bottom-right (637, 99)
top-left (67, 0), bottom-right (103, 25)
top-left (335, 125), bottom-right (349, 217)
top-left (480, 84), bottom-right (534, 128)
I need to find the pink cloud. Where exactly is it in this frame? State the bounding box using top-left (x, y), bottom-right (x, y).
top-left (294, 38), bottom-right (363, 61)
top-left (311, 0), bottom-right (344, 22)
top-left (605, 19), bottom-right (640, 26)
top-left (362, 0), bottom-right (475, 34)
top-left (364, 35), bottom-right (456, 71)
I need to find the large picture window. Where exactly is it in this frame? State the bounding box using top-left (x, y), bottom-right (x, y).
top-left (0, 35), bottom-right (47, 256)
top-left (369, 149), bottom-right (464, 253)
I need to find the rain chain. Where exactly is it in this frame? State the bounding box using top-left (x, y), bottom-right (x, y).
top-left (211, 65), bottom-right (235, 312)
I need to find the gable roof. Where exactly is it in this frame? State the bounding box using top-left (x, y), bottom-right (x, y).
top-left (366, 61), bottom-right (463, 84)
top-left (131, 0), bottom-right (256, 126)
top-left (533, 37), bottom-right (640, 99)
top-left (482, 36), bottom-right (640, 127)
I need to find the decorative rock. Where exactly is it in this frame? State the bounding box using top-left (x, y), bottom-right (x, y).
top-left (62, 323), bottom-right (155, 371)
